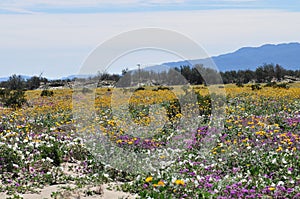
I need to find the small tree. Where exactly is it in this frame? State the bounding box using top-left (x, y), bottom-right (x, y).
top-left (6, 74), bottom-right (25, 90)
top-left (27, 76), bottom-right (42, 90)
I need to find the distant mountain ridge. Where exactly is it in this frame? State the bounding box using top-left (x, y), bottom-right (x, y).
top-left (144, 42), bottom-right (300, 72)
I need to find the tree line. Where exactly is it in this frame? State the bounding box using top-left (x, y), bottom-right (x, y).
top-left (0, 75), bottom-right (53, 108)
top-left (119, 63), bottom-right (300, 86)
top-left (1, 63), bottom-right (299, 91)
top-left (0, 74), bottom-right (49, 90)
top-left (220, 64), bottom-right (300, 84)
top-left (175, 63), bottom-right (300, 85)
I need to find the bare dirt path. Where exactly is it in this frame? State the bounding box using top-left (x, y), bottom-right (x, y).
top-left (0, 183), bottom-right (138, 199)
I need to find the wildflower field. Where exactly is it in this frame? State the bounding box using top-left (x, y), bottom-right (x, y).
top-left (1, 83), bottom-right (300, 198)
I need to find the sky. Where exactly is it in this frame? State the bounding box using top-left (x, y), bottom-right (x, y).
top-left (0, 0), bottom-right (300, 79)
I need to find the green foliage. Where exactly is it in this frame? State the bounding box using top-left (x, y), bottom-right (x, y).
top-left (0, 74), bottom-right (48, 90)
top-left (162, 99), bottom-right (181, 122)
top-left (196, 93), bottom-right (212, 116)
top-left (264, 81), bottom-right (277, 87)
top-left (264, 82), bottom-right (289, 89)
top-left (39, 142), bottom-right (62, 167)
top-left (236, 82), bottom-right (244, 87)
top-left (6, 74), bottom-right (25, 90)
top-left (26, 76), bottom-right (47, 90)
top-left (41, 89), bottom-right (54, 97)
top-left (251, 84), bottom-right (262, 90)
top-left (221, 64), bottom-right (300, 84)
top-left (27, 76), bottom-right (41, 90)
top-left (152, 86), bottom-right (171, 91)
top-left (0, 89), bottom-right (27, 109)
top-left (276, 83), bottom-right (290, 89)
top-left (0, 144), bottom-right (21, 173)
top-left (129, 104), bottom-right (149, 122)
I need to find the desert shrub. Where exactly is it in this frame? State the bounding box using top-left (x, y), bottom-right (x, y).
top-left (26, 76), bottom-right (45, 90)
top-left (264, 82), bottom-right (277, 87)
top-left (264, 82), bottom-right (289, 89)
top-left (0, 89), bottom-right (27, 109)
top-left (152, 86), bottom-right (172, 91)
top-left (136, 87), bottom-right (145, 91)
top-left (276, 83), bottom-right (289, 89)
top-left (157, 86), bottom-right (171, 91)
top-left (236, 82), bottom-right (244, 87)
top-left (6, 74), bottom-right (25, 90)
top-left (251, 84), bottom-right (262, 90)
top-left (41, 89), bottom-right (54, 97)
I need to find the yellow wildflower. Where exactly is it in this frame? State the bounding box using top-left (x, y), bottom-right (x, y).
top-left (157, 180), bottom-right (165, 186)
top-left (268, 187), bottom-right (275, 191)
top-left (276, 146), bottom-right (283, 152)
top-left (145, 176), bottom-right (153, 183)
top-left (175, 179), bottom-right (185, 186)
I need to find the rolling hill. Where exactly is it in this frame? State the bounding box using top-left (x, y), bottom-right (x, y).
top-left (145, 42), bottom-right (300, 72)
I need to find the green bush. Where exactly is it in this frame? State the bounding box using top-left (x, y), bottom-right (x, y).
top-left (251, 84), bottom-right (262, 90)
top-left (276, 83), bottom-right (289, 89)
top-left (152, 86), bottom-right (172, 91)
top-left (0, 89), bottom-right (27, 109)
top-left (41, 89), bottom-right (54, 97)
top-left (264, 82), bottom-right (289, 89)
top-left (264, 82), bottom-right (277, 87)
top-left (236, 82), bottom-right (244, 87)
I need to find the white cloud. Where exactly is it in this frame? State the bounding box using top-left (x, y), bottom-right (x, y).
top-left (0, 9), bottom-right (299, 77)
top-left (1, 9), bottom-right (299, 51)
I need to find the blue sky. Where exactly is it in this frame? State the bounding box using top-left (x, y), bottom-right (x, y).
top-left (1, 0), bottom-right (300, 14)
top-left (0, 0), bottom-right (300, 78)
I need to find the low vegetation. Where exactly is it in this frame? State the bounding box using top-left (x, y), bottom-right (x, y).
top-left (0, 82), bottom-right (299, 198)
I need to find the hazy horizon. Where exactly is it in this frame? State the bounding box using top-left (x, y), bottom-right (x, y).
top-left (0, 41), bottom-right (300, 80)
top-left (1, 1), bottom-right (300, 78)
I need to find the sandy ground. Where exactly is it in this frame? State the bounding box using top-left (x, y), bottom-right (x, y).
top-left (0, 183), bottom-right (138, 199)
top-left (0, 163), bottom-right (138, 199)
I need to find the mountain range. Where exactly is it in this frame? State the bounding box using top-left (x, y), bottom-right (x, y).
top-left (144, 42), bottom-right (300, 72)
